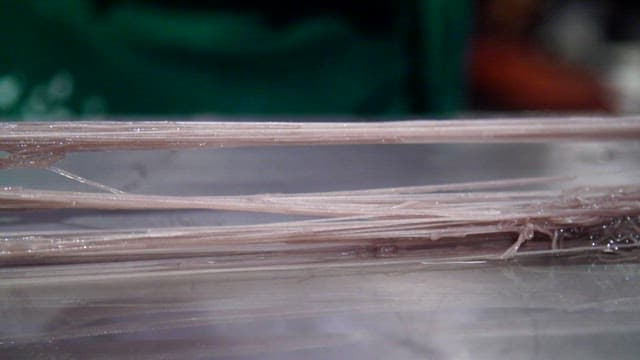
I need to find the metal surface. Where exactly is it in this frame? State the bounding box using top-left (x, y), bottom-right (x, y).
top-left (1, 142), bottom-right (640, 359)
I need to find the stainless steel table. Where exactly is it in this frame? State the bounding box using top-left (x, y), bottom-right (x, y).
top-left (1, 141), bottom-right (639, 359)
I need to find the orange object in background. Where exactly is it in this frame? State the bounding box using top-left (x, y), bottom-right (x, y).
top-left (471, 0), bottom-right (613, 112)
top-left (471, 37), bottom-right (613, 112)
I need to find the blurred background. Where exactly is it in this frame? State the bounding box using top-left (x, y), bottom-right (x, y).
top-left (0, 0), bottom-right (638, 119)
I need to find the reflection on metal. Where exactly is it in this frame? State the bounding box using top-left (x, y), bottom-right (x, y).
top-left (1, 117), bottom-right (639, 358)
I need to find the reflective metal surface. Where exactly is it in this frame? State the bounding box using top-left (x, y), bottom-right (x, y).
top-left (1, 142), bottom-right (639, 359)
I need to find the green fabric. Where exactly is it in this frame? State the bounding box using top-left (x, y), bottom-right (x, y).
top-left (420, 0), bottom-right (470, 114)
top-left (0, 1), bottom-right (470, 119)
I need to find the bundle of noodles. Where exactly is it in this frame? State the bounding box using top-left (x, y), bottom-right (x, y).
top-left (1, 117), bottom-right (639, 268)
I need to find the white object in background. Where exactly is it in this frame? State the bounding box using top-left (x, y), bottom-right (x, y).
top-left (607, 45), bottom-right (640, 114)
